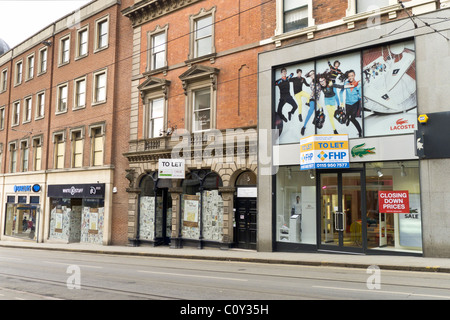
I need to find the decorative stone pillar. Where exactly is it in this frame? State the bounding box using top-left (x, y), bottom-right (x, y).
top-left (219, 186), bottom-right (236, 249)
top-left (126, 187), bottom-right (140, 246)
top-left (169, 187), bottom-right (183, 248)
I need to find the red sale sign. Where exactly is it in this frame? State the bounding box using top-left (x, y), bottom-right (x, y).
top-left (378, 191), bottom-right (410, 214)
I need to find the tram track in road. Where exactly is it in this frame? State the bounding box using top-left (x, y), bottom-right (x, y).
top-left (1, 248), bottom-right (449, 300)
top-left (0, 272), bottom-right (186, 300)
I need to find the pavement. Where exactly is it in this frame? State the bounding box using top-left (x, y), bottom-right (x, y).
top-left (1, 240), bottom-right (450, 273)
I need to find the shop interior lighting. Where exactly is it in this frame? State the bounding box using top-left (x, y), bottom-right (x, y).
top-left (401, 164), bottom-right (407, 177)
top-left (377, 169), bottom-right (383, 178)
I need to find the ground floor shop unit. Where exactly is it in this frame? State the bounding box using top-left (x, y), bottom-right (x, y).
top-left (126, 167), bottom-right (258, 250)
top-left (274, 159), bottom-right (422, 256)
top-left (0, 169), bottom-right (114, 245)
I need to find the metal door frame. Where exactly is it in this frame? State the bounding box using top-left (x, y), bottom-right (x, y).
top-left (316, 168), bottom-right (366, 254)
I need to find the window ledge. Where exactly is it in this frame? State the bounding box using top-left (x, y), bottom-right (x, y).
top-left (272, 25), bottom-right (318, 47)
top-left (185, 53), bottom-right (217, 67)
top-left (143, 66), bottom-right (168, 77)
top-left (343, 4), bottom-right (401, 28)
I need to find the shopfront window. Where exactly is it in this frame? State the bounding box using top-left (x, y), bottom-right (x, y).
top-left (365, 160), bottom-right (422, 252)
top-left (181, 170), bottom-right (224, 242)
top-left (139, 175), bottom-right (162, 241)
top-left (276, 166), bottom-right (316, 244)
top-left (4, 199), bottom-right (39, 241)
top-left (49, 197), bottom-right (105, 244)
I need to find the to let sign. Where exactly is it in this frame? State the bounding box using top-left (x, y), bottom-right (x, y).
top-left (300, 134), bottom-right (349, 170)
top-left (158, 159), bottom-right (185, 179)
top-left (378, 191), bottom-right (410, 213)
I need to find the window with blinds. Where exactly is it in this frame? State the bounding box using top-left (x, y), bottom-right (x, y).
top-left (72, 131), bottom-right (83, 168)
top-left (284, 0), bottom-right (309, 32)
top-left (55, 134), bottom-right (65, 169)
top-left (92, 127), bottom-right (103, 166)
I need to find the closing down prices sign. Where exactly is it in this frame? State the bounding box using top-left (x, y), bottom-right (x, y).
top-left (378, 191), bottom-right (410, 214)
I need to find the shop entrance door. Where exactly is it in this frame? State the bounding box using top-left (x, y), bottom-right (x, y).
top-left (319, 170), bottom-right (364, 253)
top-left (235, 197), bottom-right (257, 250)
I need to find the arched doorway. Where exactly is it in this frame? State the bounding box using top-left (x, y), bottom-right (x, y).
top-left (234, 171), bottom-right (257, 250)
top-left (138, 173), bottom-right (172, 246)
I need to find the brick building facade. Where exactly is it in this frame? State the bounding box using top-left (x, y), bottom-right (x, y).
top-left (0, 0), bottom-right (134, 245)
top-left (121, 0), bottom-right (276, 249)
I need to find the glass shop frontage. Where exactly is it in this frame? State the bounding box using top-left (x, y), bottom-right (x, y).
top-left (3, 184), bottom-right (43, 241)
top-left (266, 39), bottom-right (423, 255)
top-left (275, 157), bottom-right (422, 255)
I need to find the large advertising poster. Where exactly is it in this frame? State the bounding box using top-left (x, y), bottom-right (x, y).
top-left (274, 40), bottom-right (417, 144)
top-left (362, 41), bottom-right (417, 136)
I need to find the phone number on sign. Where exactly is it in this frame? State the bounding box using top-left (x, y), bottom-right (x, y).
top-left (315, 163), bottom-right (349, 169)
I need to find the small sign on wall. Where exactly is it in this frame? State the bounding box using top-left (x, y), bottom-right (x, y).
top-left (158, 159), bottom-right (185, 179)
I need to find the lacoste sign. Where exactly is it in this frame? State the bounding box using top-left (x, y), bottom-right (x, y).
top-left (351, 143), bottom-right (375, 158)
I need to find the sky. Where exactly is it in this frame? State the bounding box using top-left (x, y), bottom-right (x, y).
top-left (0, 0), bottom-right (92, 49)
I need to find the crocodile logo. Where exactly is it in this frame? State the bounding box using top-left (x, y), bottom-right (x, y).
top-left (351, 143), bottom-right (375, 158)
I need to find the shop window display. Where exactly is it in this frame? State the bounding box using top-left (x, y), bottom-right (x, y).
top-left (365, 161), bottom-right (422, 252)
top-left (4, 200), bottom-right (39, 241)
top-left (276, 166), bottom-right (316, 244)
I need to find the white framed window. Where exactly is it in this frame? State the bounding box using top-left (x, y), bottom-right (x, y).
top-left (93, 69), bottom-right (107, 104)
top-left (188, 8), bottom-right (216, 60)
top-left (32, 136), bottom-right (42, 171)
top-left (12, 101), bottom-right (20, 126)
top-left (76, 26), bottom-right (89, 58)
top-left (192, 88), bottom-right (211, 132)
top-left (356, 0), bottom-right (390, 13)
top-left (56, 83), bottom-right (68, 113)
top-left (26, 54), bottom-right (35, 80)
top-left (149, 28), bottom-right (167, 71)
top-left (180, 65), bottom-right (218, 132)
top-left (23, 96), bottom-right (32, 123)
top-left (59, 35), bottom-right (71, 65)
top-left (20, 140), bottom-right (29, 172)
top-left (70, 128), bottom-right (84, 168)
top-left (9, 142), bottom-right (17, 173)
top-left (36, 91), bottom-right (45, 119)
top-left (53, 132), bottom-right (65, 169)
top-left (74, 77), bottom-right (86, 109)
top-left (89, 124), bottom-right (105, 166)
top-left (147, 97), bottom-right (164, 138)
top-left (283, 0), bottom-right (309, 32)
top-left (38, 47), bottom-right (48, 74)
top-left (1, 69), bottom-right (8, 92)
top-left (15, 60), bottom-right (23, 85)
top-left (95, 16), bottom-right (109, 52)
top-left (275, 0), bottom-right (314, 36)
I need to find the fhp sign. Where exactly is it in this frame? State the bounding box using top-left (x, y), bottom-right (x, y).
top-left (158, 159), bottom-right (185, 179)
top-left (300, 134), bottom-right (349, 170)
top-left (378, 191), bottom-right (410, 214)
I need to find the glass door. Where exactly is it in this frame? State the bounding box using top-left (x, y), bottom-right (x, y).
top-left (320, 171), bottom-right (364, 252)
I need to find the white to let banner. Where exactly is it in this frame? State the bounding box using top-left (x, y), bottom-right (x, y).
top-left (300, 134), bottom-right (350, 170)
top-left (158, 159), bottom-right (185, 179)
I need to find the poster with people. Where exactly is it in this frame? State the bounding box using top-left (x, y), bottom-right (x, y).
top-left (273, 40), bottom-right (417, 144)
